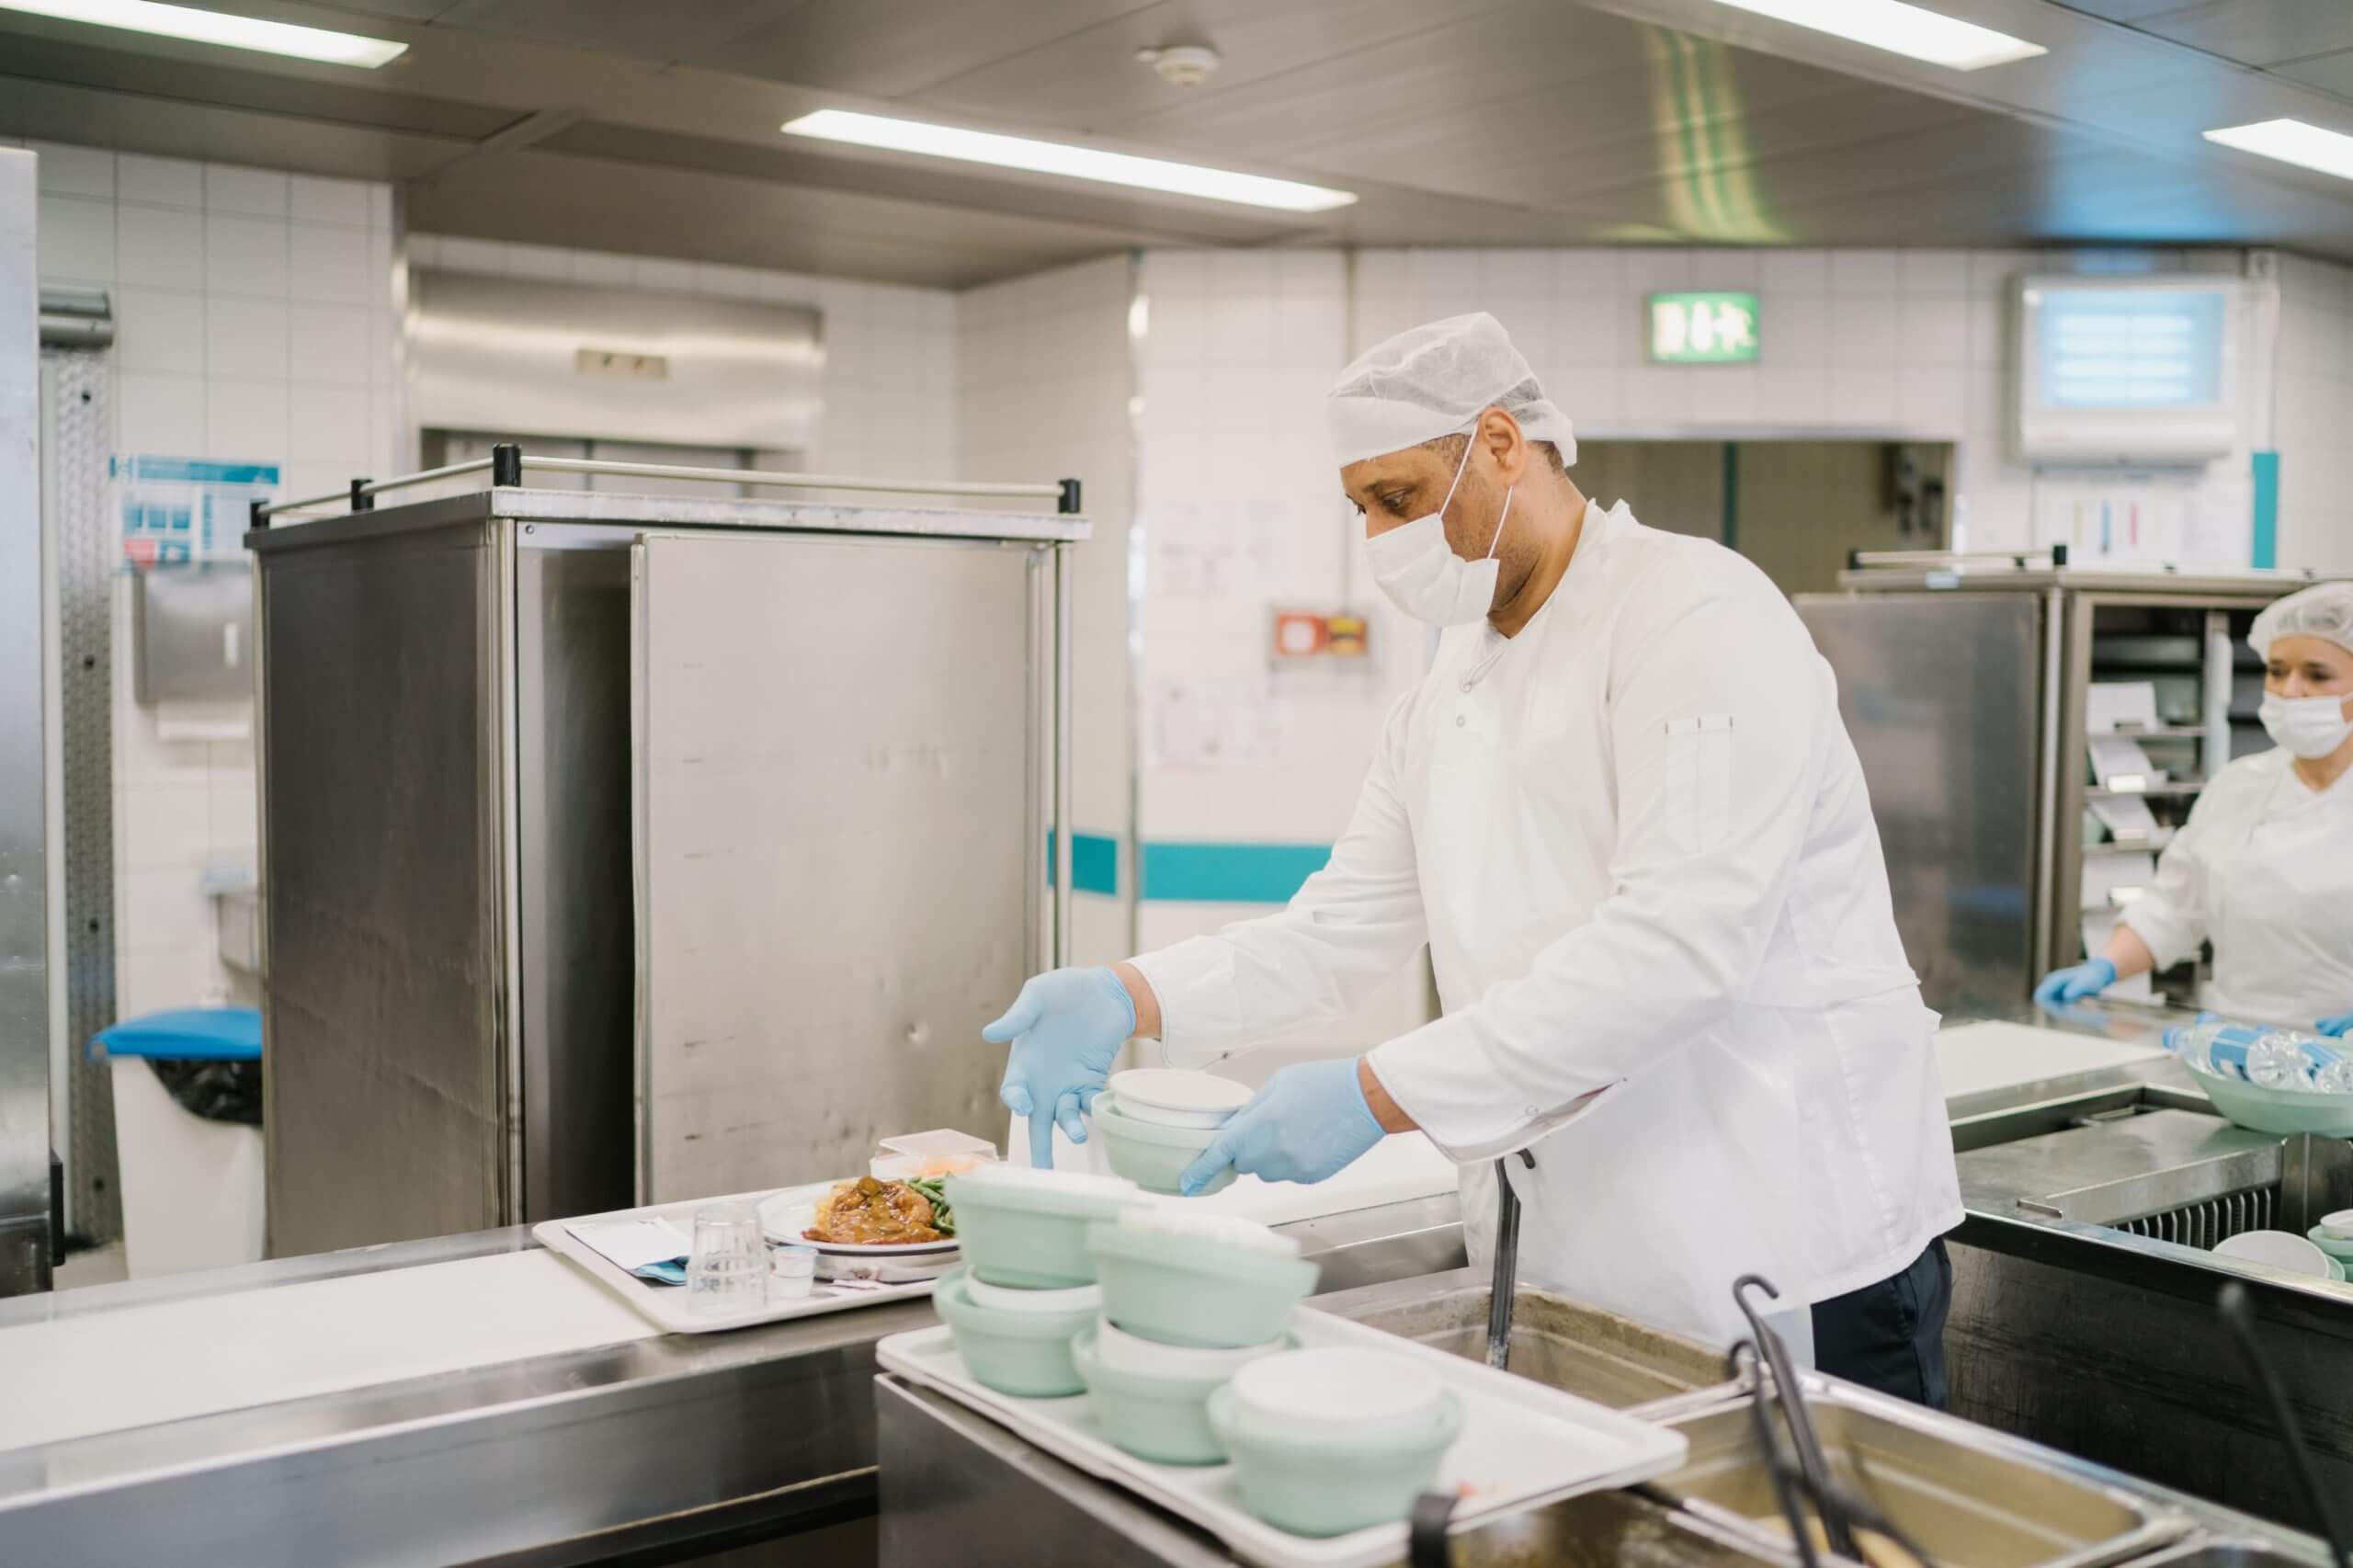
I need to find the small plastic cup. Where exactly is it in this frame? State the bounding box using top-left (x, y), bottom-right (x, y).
top-left (688, 1202), bottom-right (766, 1315)
top-left (769, 1243), bottom-right (819, 1301)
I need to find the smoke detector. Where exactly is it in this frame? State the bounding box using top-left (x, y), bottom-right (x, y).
top-left (1137, 43), bottom-right (1220, 88)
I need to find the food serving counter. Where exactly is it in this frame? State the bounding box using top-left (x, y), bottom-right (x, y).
top-left (3, 1001), bottom-right (2346, 1565)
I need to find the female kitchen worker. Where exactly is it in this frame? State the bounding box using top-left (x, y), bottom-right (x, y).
top-left (2038, 579), bottom-right (2353, 1034)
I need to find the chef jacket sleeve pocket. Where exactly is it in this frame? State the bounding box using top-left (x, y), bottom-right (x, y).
top-left (1663, 714), bottom-right (1736, 855)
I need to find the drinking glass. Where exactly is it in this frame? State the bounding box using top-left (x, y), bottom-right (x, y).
top-left (688, 1202), bottom-right (765, 1315)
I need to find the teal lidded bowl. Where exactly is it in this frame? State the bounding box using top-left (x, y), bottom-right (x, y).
top-left (1086, 1220), bottom-right (1319, 1349)
top-left (945, 1169), bottom-right (1142, 1289)
top-left (1071, 1323), bottom-right (1289, 1465)
top-left (1207, 1383), bottom-right (1465, 1537)
top-left (931, 1267), bottom-right (1095, 1397)
top-left (2309, 1225), bottom-right (2353, 1266)
top-left (1088, 1093), bottom-right (1234, 1196)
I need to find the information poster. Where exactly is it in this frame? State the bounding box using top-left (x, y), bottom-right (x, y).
top-left (113, 455), bottom-right (280, 565)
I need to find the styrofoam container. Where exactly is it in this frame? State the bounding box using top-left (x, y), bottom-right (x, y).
top-left (1094, 1315), bottom-right (1289, 1380)
top-left (1210, 1382), bottom-right (1467, 1538)
top-left (945, 1166), bottom-right (1142, 1289)
top-left (2213, 1230), bottom-right (2333, 1278)
top-left (1229, 1347), bottom-right (1445, 1446)
top-left (1108, 1069), bottom-right (1252, 1131)
top-left (1088, 1093), bottom-right (1232, 1196)
top-left (962, 1275), bottom-right (1103, 1314)
top-left (1087, 1218), bottom-right (1319, 1348)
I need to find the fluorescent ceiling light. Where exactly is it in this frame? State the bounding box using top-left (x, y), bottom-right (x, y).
top-left (0, 0), bottom-right (406, 66)
top-left (1700, 0), bottom-right (2044, 71)
top-left (781, 108), bottom-right (1357, 213)
top-left (2205, 119), bottom-right (2353, 181)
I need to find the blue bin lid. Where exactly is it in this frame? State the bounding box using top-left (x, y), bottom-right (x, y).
top-left (89, 1006), bottom-right (262, 1062)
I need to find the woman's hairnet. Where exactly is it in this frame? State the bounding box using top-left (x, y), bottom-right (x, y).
top-left (2250, 580), bottom-right (2353, 661)
top-left (1327, 312), bottom-right (1576, 468)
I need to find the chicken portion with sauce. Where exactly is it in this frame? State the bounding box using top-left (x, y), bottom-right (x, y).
top-left (802, 1176), bottom-right (948, 1245)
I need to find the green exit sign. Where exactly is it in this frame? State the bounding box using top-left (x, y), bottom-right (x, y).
top-left (1648, 291), bottom-right (1760, 364)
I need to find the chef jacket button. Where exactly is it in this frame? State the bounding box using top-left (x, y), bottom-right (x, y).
top-left (1455, 714), bottom-right (1467, 728)
top-left (1460, 680), bottom-right (1472, 692)
top-left (1525, 1104), bottom-right (1540, 1116)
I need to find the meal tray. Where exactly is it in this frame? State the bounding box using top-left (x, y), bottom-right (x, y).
top-left (877, 1305), bottom-right (1688, 1568)
top-left (535, 1187), bottom-right (947, 1335)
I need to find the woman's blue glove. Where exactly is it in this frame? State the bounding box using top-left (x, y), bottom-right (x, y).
top-left (2034, 958), bottom-right (2118, 1005)
top-left (985, 967), bottom-right (1136, 1169)
top-left (2319, 1013), bottom-right (2353, 1039)
top-left (1178, 1057), bottom-right (1386, 1197)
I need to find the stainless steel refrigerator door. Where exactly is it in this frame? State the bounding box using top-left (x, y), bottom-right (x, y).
top-left (632, 531), bottom-right (1044, 1200)
top-left (1797, 592), bottom-right (2044, 1017)
top-left (257, 519), bottom-right (511, 1252)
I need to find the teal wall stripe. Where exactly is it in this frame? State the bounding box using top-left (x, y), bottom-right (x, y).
top-left (1045, 832), bottom-right (1120, 896)
top-left (1141, 841), bottom-right (1331, 904)
top-left (2251, 450), bottom-right (2279, 569)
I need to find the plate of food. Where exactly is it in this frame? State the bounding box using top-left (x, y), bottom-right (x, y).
top-left (761, 1174), bottom-right (961, 1256)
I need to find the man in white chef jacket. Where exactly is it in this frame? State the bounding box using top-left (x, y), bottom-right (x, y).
top-left (985, 312), bottom-right (1964, 1403)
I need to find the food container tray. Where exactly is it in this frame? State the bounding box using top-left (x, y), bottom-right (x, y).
top-left (876, 1304), bottom-right (1688, 1568)
top-left (535, 1187), bottom-right (942, 1335)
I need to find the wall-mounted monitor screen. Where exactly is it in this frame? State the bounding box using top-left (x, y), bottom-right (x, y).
top-left (2015, 278), bottom-right (2240, 463)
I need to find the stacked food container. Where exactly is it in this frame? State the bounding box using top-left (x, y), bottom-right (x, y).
top-left (927, 1148), bottom-right (1564, 1544)
top-left (1086, 1069), bottom-right (1255, 1195)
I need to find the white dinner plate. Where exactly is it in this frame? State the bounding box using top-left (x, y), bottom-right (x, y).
top-left (758, 1182), bottom-right (962, 1256)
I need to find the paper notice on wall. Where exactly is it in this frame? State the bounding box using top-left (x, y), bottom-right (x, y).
top-left (2080, 911), bottom-right (2155, 1001)
top-left (1147, 676), bottom-right (1292, 767)
top-left (2087, 792), bottom-right (2161, 844)
top-left (114, 455), bottom-right (280, 565)
top-left (2081, 848), bottom-right (2156, 912)
top-left (1146, 499), bottom-right (1295, 597)
top-left (2085, 682), bottom-right (2159, 734)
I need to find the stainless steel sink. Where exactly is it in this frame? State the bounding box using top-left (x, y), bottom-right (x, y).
top-left (2119, 1542), bottom-right (2339, 1567)
top-left (1437, 1487), bottom-right (1800, 1567)
top-left (1313, 1267), bottom-right (1723, 1409)
top-left (1643, 1379), bottom-right (2188, 1568)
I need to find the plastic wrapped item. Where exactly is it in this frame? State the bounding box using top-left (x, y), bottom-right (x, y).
top-left (870, 1127), bottom-right (998, 1180)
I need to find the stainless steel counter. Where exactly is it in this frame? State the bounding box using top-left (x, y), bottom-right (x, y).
top-left (1941, 1003), bottom-right (2353, 1534)
top-left (0, 1199), bottom-right (1463, 1566)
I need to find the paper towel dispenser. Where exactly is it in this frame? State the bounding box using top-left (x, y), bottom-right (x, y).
top-left (131, 562), bottom-right (253, 706)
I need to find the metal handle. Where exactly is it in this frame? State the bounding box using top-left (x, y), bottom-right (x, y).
top-left (1484, 1157), bottom-right (1521, 1370)
top-left (258, 450), bottom-right (1080, 519)
top-left (1733, 1275), bottom-right (1860, 1562)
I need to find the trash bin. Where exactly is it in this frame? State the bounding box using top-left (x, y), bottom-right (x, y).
top-left (88, 1007), bottom-right (264, 1278)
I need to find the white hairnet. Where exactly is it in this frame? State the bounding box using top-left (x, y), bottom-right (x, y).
top-left (2249, 580), bottom-right (2353, 660)
top-left (1327, 312), bottom-right (1576, 469)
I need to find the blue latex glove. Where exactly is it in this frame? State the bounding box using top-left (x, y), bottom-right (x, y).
top-left (985, 967), bottom-right (1136, 1169)
top-left (2319, 1013), bottom-right (2353, 1039)
top-left (1179, 1057), bottom-right (1386, 1197)
top-left (2034, 958), bottom-right (2118, 1005)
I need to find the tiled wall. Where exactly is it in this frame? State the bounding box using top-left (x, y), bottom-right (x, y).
top-left (2268, 253), bottom-right (2353, 577)
top-left (22, 140), bottom-right (403, 1020)
top-left (1131, 250), bottom-right (1438, 1074)
top-left (407, 233), bottom-right (956, 483)
top-left (954, 254), bottom-right (1135, 968)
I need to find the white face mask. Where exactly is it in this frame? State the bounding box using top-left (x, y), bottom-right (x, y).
top-left (1363, 436), bottom-right (1515, 627)
top-left (2258, 691), bottom-right (2353, 759)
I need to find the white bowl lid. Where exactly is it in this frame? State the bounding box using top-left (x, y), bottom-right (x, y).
top-left (2322, 1209), bottom-right (2353, 1238)
top-left (1230, 1347), bottom-right (1442, 1425)
top-left (955, 1163), bottom-right (1136, 1200)
top-left (2214, 1229), bottom-right (2334, 1278)
top-left (1108, 1068), bottom-right (1252, 1118)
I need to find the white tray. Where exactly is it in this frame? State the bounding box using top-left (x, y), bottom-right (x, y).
top-left (534, 1187), bottom-right (947, 1335)
top-left (877, 1305), bottom-right (1688, 1568)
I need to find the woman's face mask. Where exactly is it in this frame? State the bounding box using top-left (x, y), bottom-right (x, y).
top-left (2260, 635), bottom-right (2353, 760)
top-left (1362, 436), bottom-right (1515, 628)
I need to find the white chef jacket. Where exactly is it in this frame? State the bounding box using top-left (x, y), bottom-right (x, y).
top-left (1130, 502), bottom-right (1962, 1348)
top-left (2122, 746), bottom-right (2353, 1026)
